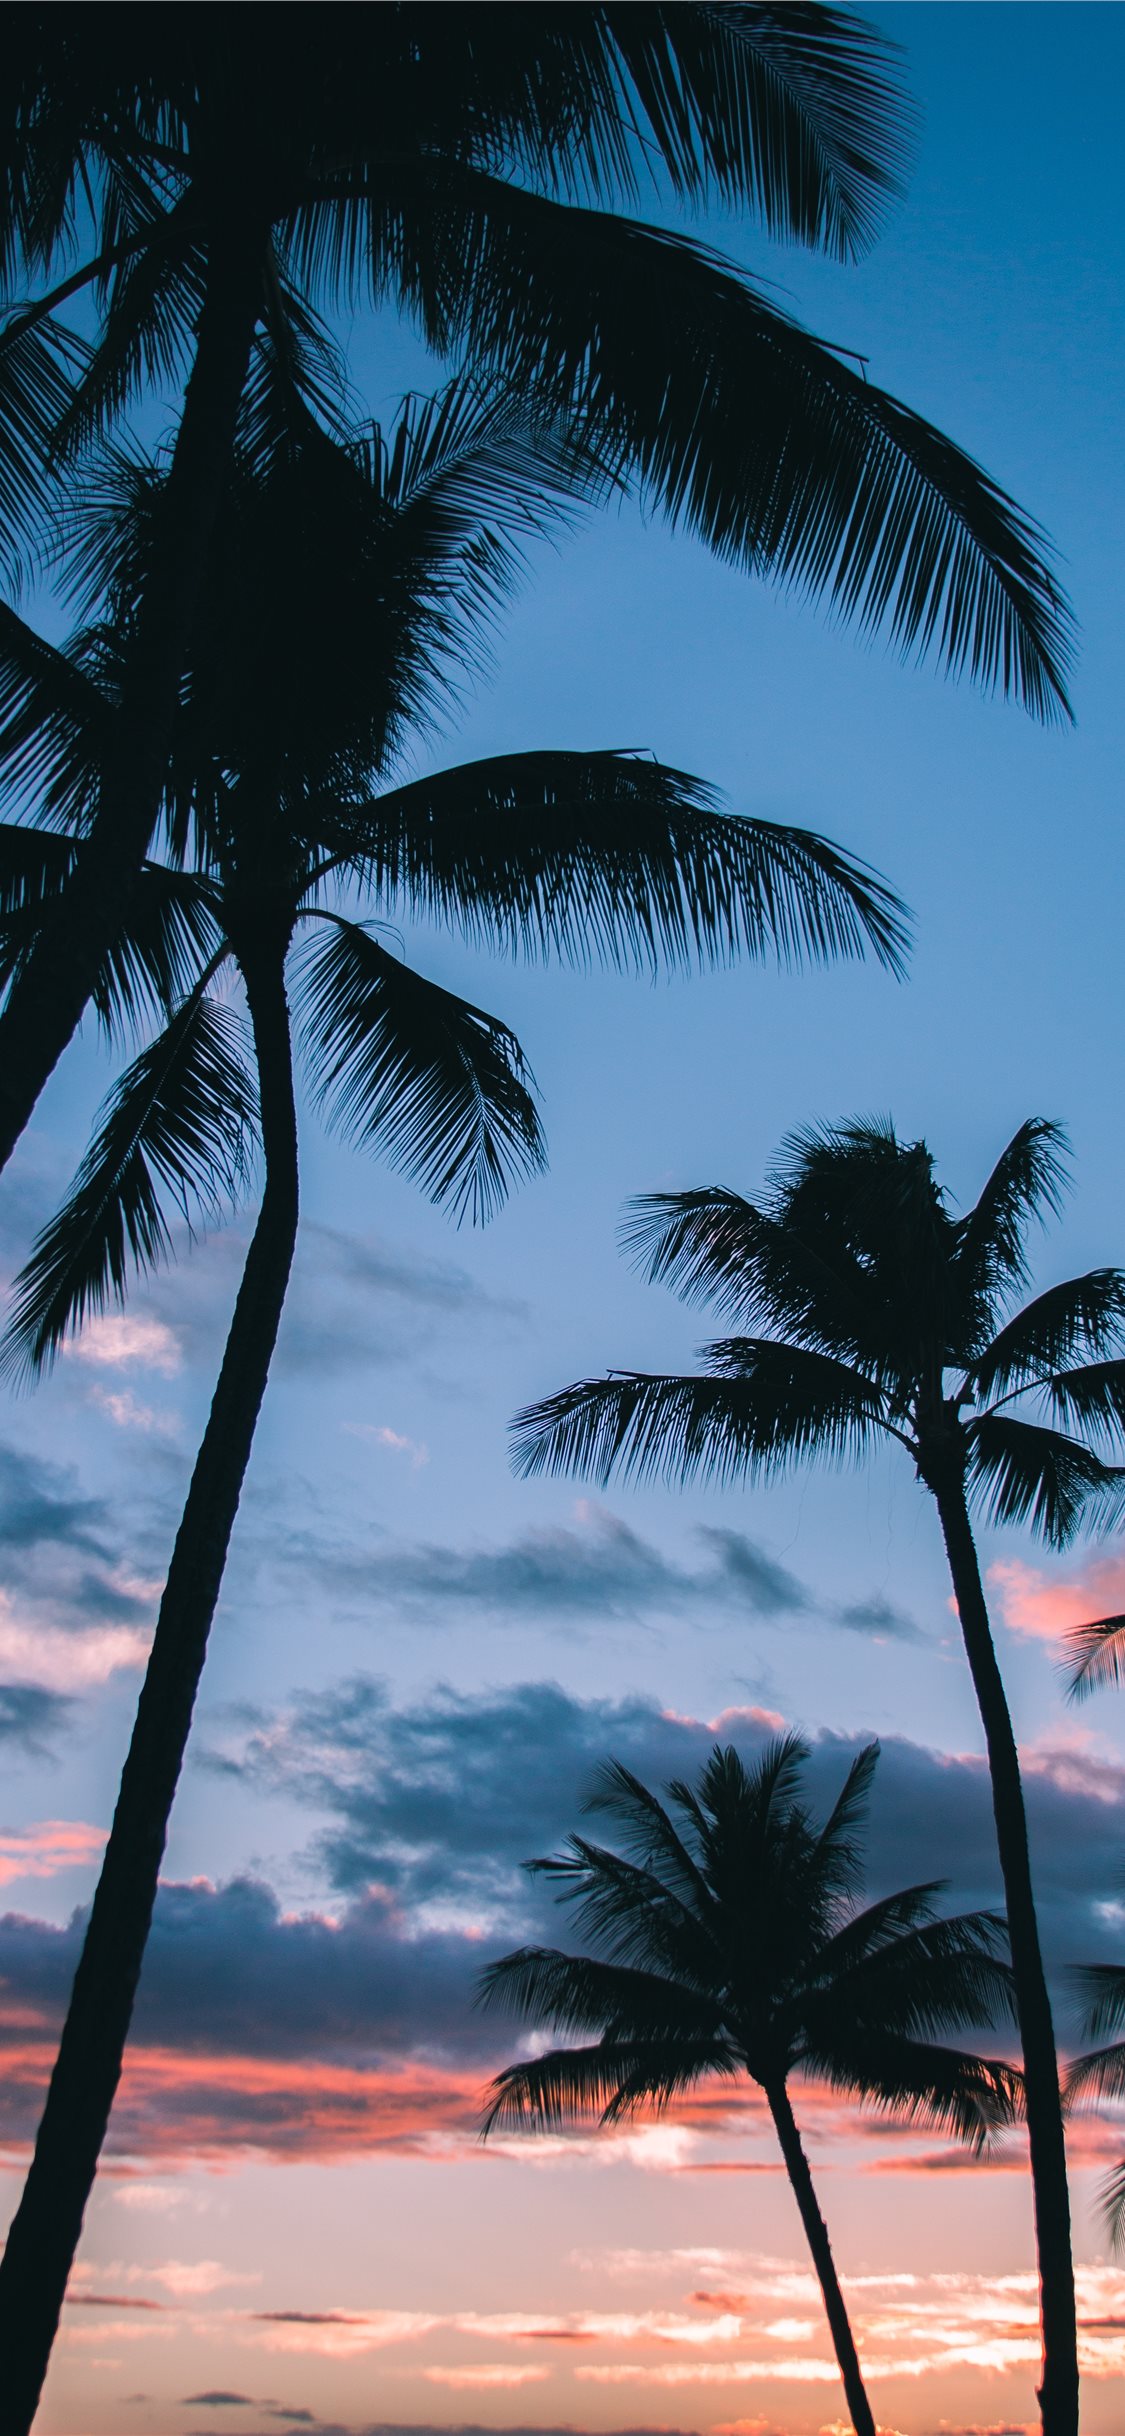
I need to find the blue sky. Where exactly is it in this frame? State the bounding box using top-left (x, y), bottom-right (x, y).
top-left (3, 10), bottom-right (1125, 2434)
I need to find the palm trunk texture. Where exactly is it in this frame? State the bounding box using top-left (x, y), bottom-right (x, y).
top-left (932, 1468), bottom-right (1079, 2436)
top-left (0, 219), bottom-right (264, 1178)
top-left (0, 942), bottom-right (299, 2432)
top-left (765, 2080), bottom-right (877, 2436)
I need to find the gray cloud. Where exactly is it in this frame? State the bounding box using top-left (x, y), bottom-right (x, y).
top-left (0, 1443), bottom-right (110, 1565)
top-left (0, 1684), bottom-right (73, 1749)
top-left (206, 1677), bottom-right (1125, 1974)
top-left (837, 1593), bottom-right (923, 1642)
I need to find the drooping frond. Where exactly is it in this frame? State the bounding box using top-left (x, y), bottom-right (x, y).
top-left (1062, 1614), bottom-right (1125, 1704)
top-left (1046, 1361), bottom-right (1125, 1448)
top-left (582, 1757), bottom-right (714, 1915)
top-left (1070, 1964), bottom-right (1125, 2046)
top-left (966, 1411), bottom-right (1117, 1549)
top-left (511, 1343), bottom-right (887, 1490)
top-left (528, 1836), bottom-right (721, 1990)
top-left (333, 750), bottom-right (909, 976)
top-left (808, 2031), bottom-right (1022, 2150)
top-left (0, 601), bottom-right (106, 829)
top-left (810, 1739), bottom-right (879, 1895)
top-left (90, 863), bottom-right (224, 1038)
top-left (0, 310), bottom-right (89, 582)
top-left (1, 985), bottom-right (254, 1379)
top-left (385, 168), bottom-right (1074, 717)
top-left (1100, 2161), bottom-right (1125, 2256)
top-left (968, 1272), bottom-right (1125, 1407)
top-left (481, 2034), bottom-right (734, 2137)
top-left (812, 1908), bottom-right (1017, 2045)
top-left (477, 1945), bottom-right (721, 2045)
top-left (295, 913), bottom-right (544, 1225)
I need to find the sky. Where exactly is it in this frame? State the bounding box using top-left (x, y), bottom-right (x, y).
top-left (2, 6), bottom-right (1125, 2434)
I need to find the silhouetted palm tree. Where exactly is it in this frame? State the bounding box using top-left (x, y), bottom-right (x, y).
top-left (480, 1735), bottom-right (1019, 2436)
top-left (511, 1117), bottom-right (1125, 2436)
top-left (0, 6), bottom-right (1074, 1174)
top-left (0, 386), bottom-right (908, 2427)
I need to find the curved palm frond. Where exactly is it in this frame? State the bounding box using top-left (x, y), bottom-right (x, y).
top-left (813, 1909), bottom-right (1017, 2044)
top-left (331, 750), bottom-right (909, 976)
top-left (0, 600), bottom-right (107, 829)
top-left (810, 2031), bottom-right (1021, 2150)
top-left (966, 1411), bottom-right (1117, 1548)
top-left (968, 1273), bottom-right (1125, 1407)
top-left (1, 982), bottom-right (253, 1380)
top-left (482, 2034), bottom-right (734, 2136)
top-left (1071, 1964), bottom-right (1125, 2046)
top-left (295, 913), bottom-right (544, 1226)
top-left (477, 1946), bottom-right (721, 2044)
top-left (1046, 1361), bottom-right (1125, 1445)
top-left (90, 863), bottom-right (224, 1037)
top-left (378, 164), bottom-right (1073, 717)
top-left (511, 1341), bottom-right (887, 1492)
top-left (530, 1835), bottom-right (721, 1991)
top-left (583, 1756), bottom-right (715, 1915)
top-left (811, 1739), bottom-right (879, 1895)
top-left (1062, 1615), bottom-right (1125, 1705)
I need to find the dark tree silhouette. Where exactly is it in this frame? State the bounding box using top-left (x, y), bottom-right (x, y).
top-left (0, 6), bottom-right (1074, 1174)
top-left (0, 384), bottom-right (907, 2428)
top-left (480, 1735), bottom-right (1020, 2436)
top-left (512, 1117), bottom-right (1125, 2436)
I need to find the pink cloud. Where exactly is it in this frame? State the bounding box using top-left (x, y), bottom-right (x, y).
top-left (0, 1592), bottom-right (150, 1690)
top-left (989, 1555), bottom-right (1125, 1646)
top-left (89, 1385), bottom-right (180, 1439)
top-left (424, 2365), bottom-right (550, 2388)
top-left (0, 1820), bottom-right (106, 1888)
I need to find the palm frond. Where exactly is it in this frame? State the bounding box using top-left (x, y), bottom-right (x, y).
top-left (530, 1836), bottom-right (721, 1990)
top-left (969, 1273), bottom-right (1125, 1407)
top-left (89, 863), bottom-right (223, 1039)
top-left (809, 2033), bottom-right (1022, 2150)
top-left (477, 1946), bottom-right (720, 2044)
top-left (953, 1119), bottom-right (1071, 1320)
top-left (582, 1757), bottom-right (714, 1915)
top-left (510, 1343), bottom-right (887, 1491)
top-left (481, 2034), bottom-right (734, 2137)
top-left (1070, 1964), bottom-right (1125, 2044)
top-left (377, 166), bottom-right (1073, 716)
top-left (811, 1739), bottom-right (878, 1893)
top-left (815, 1910), bottom-right (1017, 2042)
top-left (1, 986), bottom-right (254, 1380)
top-left (1046, 1360), bottom-right (1125, 1446)
top-left (0, 310), bottom-right (90, 582)
top-left (0, 600), bottom-right (107, 829)
top-left (295, 913), bottom-right (544, 1225)
top-left (966, 1411), bottom-right (1117, 1549)
top-left (1099, 2160), bottom-right (1125, 2256)
top-left (1062, 1614), bottom-right (1125, 1705)
top-left (337, 751), bottom-right (908, 975)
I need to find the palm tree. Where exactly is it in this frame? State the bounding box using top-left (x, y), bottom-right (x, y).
top-left (0, 5), bottom-right (1074, 1176)
top-left (1059, 1613), bottom-right (1125, 2254)
top-left (479, 1735), bottom-right (1020, 2436)
top-left (0, 390), bottom-right (908, 2428)
top-left (510, 1117), bottom-right (1125, 2436)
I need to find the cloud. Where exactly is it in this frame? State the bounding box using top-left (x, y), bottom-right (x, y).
top-left (0, 1591), bottom-right (150, 1691)
top-left (991, 1555), bottom-right (1125, 1646)
top-left (0, 1820), bottom-right (106, 1887)
top-left (0, 1441), bottom-right (162, 1703)
top-left (343, 1424), bottom-right (429, 1468)
top-left (0, 1684), bottom-right (73, 1751)
top-left (836, 1594), bottom-right (922, 1643)
top-left (89, 1384), bottom-right (181, 1440)
top-left (64, 1313), bottom-right (181, 1374)
top-left (0, 1443), bottom-right (109, 1562)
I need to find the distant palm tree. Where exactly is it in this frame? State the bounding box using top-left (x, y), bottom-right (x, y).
top-left (0, 6), bottom-right (1074, 1175)
top-left (480, 1735), bottom-right (1019, 2436)
top-left (0, 386), bottom-right (907, 2430)
top-left (511, 1117), bottom-right (1125, 2436)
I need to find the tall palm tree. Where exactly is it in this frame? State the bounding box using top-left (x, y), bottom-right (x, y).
top-left (0, 394), bottom-right (907, 2429)
top-left (0, 5), bottom-right (1074, 1175)
top-left (511, 1117), bottom-right (1125, 2436)
top-left (479, 1735), bottom-right (1020, 2436)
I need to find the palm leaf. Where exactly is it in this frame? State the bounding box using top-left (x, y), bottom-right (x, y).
top-left (953, 1119), bottom-right (1070, 1319)
top-left (0, 310), bottom-right (90, 581)
top-left (335, 750), bottom-right (908, 974)
top-left (481, 2034), bottom-right (736, 2136)
top-left (1063, 1615), bottom-right (1125, 1704)
top-left (295, 913), bottom-right (544, 1225)
top-left (1, 985), bottom-right (254, 1380)
top-left (366, 163), bottom-right (1073, 717)
top-left (1046, 1359), bottom-right (1125, 1443)
top-left (809, 2031), bottom-right (1021, 2149)
top-left (969, 1273), bottom-right (1125, 1406)
top-left (477, 1946), bottom-right (721, 2044)
top-left (511, 1344), bottom-right (887, 1490)
top-left (582, 1757), bottom-right (715, 1916)
top-left (0, 601), bottom-right (107, 829)
top-left (1070, 1964), bottom-right (1125, 2045)
top-left (810, 1739), bottom-right (879, 1894)
top-left (966, 1411), bottom-right (1117, 1548)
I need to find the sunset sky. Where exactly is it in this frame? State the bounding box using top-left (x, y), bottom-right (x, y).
top-left (3, 8), bottom-right (1125, 2435)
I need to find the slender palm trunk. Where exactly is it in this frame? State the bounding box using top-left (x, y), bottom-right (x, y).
top-left (0, 938), bottom-right (298, 2433)
top-left (764, 2079), bottom-right (877, 2436)
top-left (0, 218), bottom-right (265, 1178)
top-left (930, 1466), bottom-right (1078, 2436)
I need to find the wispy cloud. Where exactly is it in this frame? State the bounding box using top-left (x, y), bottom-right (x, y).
top-left (990, 1554), bottom-right (1125, 1646)
top-left (343, 1423), bottom-right (429, 1469)
top-left (64, 1313), bottom-right (182, 1375)
top-left (0, 1819), bottom-right (106, 1888)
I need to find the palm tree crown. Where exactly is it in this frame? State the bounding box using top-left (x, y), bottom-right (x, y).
top-left (481, 1736), bottom-right (1018, 2436)
top-left (513, 1117), bottom-right (1125, 1539)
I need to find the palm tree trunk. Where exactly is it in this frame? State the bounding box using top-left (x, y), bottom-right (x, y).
top-left (0, 218), bottom-right (265, 1178)
top-left (0, 936), bottom-right (298, 2434)
top-left (764, 2079), bottom-right (877, 2436)
top-left (930, 1468), bottom-right (1078, 2436)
